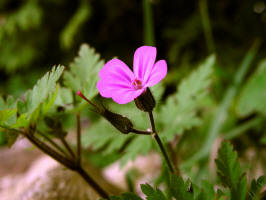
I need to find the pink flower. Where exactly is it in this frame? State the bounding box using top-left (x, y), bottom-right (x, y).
top-left (97, 46), bottom-right (167, 104)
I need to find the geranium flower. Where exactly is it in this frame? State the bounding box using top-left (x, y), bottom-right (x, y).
top-left (97, 46), bottom-right (167, 104)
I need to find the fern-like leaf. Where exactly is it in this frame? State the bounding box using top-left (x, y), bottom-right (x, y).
top-left (63, 44), bottom-right (104, 99)
top-left (215, 142), bottom-right (247, 200)
top-left (160, 55), bottom-right (215, 141)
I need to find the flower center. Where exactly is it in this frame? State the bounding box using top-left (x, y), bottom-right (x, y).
top-left (132, 79), bottom-right (143, 90)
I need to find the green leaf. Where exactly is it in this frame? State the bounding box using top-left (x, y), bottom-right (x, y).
top-left (237, 59), bottom-right (266, 116)
top-left (141, 184), bottom-right (167, 200)
top-left (160, 55), bottom-right (215, 141)
top-left (215, 142), bottom-right (247, 200)
top-left (0, 109), bottom-right (17, 126)
top-left (11, 113), bottom-right (29, 128)
top-left (63, 44), bottom-right (104, 99)
top-left (24, 65), bottom-right (64, 116)
top-left (55, 87), bottom-right (73, 106)
top-left (247, 176), bottom-right (266, 200)
top-left (193, 181), bottom-right (215, 200)
top-left (82, 119), bottom-right (128, 152)
top-left (41, 85), bottom-right (59, 114)
top-left (170, 174), bottom-right (193, 200)
top-left (120, 136), bottom-right (152, 166)
top-left (181, 41), bottom-right (260, 169)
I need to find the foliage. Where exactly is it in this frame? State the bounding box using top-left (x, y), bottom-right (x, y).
top-left (237, 59), bottom-right (266, 116)
top-left (247, 176), bottom-right (266, 200)
top-left (0, 0), bottom-right (266, 198)
top-left (109, 142), bottom-right (265, 200)
top-left (0, 66), bottom-right (64, 146)
top-left (160, 55), bottom-right (215, 141)
top-left (215, 142), bottom-right (247, 200)
top-left (64, 44), bottom-right (104, 99)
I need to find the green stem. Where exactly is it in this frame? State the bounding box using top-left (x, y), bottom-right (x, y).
top-left (199, 0), bottom-right (215, 53)
top-left (143, 0), bottom-right (155, 45)
top-left (148, 112), bottom-right (175, 173)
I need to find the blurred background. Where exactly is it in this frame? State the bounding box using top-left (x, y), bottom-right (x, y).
top-left (0, 0), bottom-right (265, 198)
top-left (1, 0), bottom-right (266, 97)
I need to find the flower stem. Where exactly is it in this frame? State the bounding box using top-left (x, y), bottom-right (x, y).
top-left (148, 112), bottom-right (175, 173)
top-left (130, 128), bottom-right (151, 135)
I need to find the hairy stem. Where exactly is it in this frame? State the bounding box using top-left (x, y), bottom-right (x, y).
top-left (148, 112), bottom-right (175, 173)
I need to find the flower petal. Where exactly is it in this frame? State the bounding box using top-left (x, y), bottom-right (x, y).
top-left (144, 60), bottom-right (167, 87)
top-left (97, 76), bottom-right (132, 98)
top-left (97, 78), bottom-right (144, 104)
top-left (133, 46), bottom-right (156, 83)
top-left (99, 58), bottom-right (134, 83)
top-left (112, 88), bottom-right (145, 104)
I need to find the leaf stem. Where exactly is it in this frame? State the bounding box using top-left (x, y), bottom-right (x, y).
top-left (24, 132), bottom-right (76, 169)
top-left (59, 136), bottom-right (76, 159)
top-left (37, 130), bottom-right (70, 159)
top-left (148, 111), bottom-right (175, 173)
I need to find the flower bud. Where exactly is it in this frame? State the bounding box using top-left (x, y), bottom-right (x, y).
top-left (102, 109), bottom-right (133, 134)
top-left (134, 88), bottom-right (155, 112)
top-left (77, 90), bottom-right (134, 134)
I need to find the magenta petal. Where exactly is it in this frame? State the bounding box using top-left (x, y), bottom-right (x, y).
top-left (97, 77), bottom-right (131, 98)
top-left (99, 58), bottom-right (134, 83)
top-left (133, 46), bottom-right (156, 83)
top-left (112, 88), bottom-right (145, 104)
top-left (97, 78), bottom-right (144, 104)
top-left (144, 60), bottom-right (167, 87)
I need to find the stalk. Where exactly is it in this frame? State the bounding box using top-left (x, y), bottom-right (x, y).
top-left (148, 111), bottom-right (175, 173)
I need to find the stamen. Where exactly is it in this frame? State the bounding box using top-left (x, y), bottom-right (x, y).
top-left (132, 79), bottom-right (142, 90)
